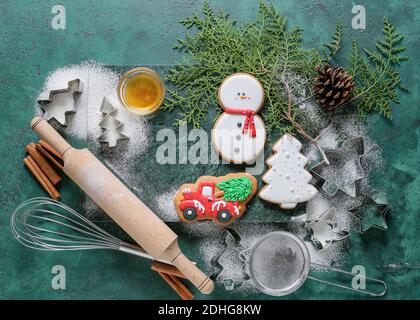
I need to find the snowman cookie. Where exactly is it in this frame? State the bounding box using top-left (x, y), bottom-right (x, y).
top-left (212, 73), bottom-right (266, 164)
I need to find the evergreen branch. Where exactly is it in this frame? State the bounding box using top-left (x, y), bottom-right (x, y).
top-left (322, 22), bottom-right (343, 62)
top-left (342, 17), bottom-right (408, 117)
top-left (164, 1), bottom-right (321, 133)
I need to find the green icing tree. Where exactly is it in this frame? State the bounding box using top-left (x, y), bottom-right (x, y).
top-left (216, 177), bottom-right (252, 202)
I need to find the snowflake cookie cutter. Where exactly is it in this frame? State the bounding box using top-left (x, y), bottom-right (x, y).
top-left (97, 97), bottom-right (129, 148)
top-left (349, 194), bottom-right (390, 233)
top-left (209, 228), bottom-right (249, 290)
top-left (37, 79), bottom-right (83, 126)
top-left (304, 207), bottom-right (349, 251)
top-left (311, 136), bottom-right (365, 197)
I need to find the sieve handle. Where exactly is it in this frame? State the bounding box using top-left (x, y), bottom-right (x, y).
top-left (308, 263), bottom-right (388, 297)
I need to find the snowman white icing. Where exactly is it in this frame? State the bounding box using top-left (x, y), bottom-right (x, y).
top-left (212, 73), bottom-right (266, 164)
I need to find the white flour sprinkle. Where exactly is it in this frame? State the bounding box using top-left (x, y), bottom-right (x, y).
top-left (37, 66), bottom-right (89, 139)
top-left (308, 241), bottom-right (347, 269)
top-left (36, 62), bottom-right (150, 154)
top-left (36, 62), bottom-right (151, 217)
top-left (154, 187), bottom-right (180, 222)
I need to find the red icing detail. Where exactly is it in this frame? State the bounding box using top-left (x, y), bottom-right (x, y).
top-left (225, 108), bottom-right (257, 138)
top-left (179, 181), bottom-right (240, 220)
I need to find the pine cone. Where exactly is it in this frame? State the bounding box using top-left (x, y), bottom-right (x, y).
top-left (313, 65), bottom-right (354, 110)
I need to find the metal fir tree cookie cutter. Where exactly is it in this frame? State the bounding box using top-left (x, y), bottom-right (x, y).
top-left (209, 228), bottom-right (249, 290)
top-left (98, 97), bottom-right (129, 148)
top-left (37, 79), bottom-right (83, 126)
top-left (311, 136), bottom-right (365, 197)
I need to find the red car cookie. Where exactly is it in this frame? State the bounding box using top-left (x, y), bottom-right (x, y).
top-left (174, 173), bottom-right (257, 226)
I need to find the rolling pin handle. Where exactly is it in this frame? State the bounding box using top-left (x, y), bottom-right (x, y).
top-left (30, 116), bottom-right (214, 295)
top-left (31, 117), bottom-right (72, 157)
top-left (171, 251), bottom-right (214, 294)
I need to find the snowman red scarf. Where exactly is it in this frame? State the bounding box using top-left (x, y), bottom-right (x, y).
top-left (224, 108), bottom-right (257, 137)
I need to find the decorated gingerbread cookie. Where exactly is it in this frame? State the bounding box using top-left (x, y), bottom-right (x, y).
top-left (174, 173), bottom-right (257, 226)
top-left (259, 134), bottom-right (318, 209)
top-left (212, 73), bottom-right (266, 164)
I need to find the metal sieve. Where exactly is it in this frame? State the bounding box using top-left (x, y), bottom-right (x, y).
top-left (248, 231), bottom-right (387, 297)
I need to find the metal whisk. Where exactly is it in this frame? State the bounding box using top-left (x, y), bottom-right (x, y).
top-left (10, 197), bottom-right (171, 264)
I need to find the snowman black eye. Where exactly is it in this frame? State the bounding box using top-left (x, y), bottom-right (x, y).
top-left (242, 93), bottom-right (245, 96)
top-left (237, 92), bottom-right (240, 96)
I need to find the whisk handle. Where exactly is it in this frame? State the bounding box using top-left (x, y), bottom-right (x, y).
top-left (119, 242), bottom-right (198, 267)
top-left (119, 242), bottom-right (155, 260)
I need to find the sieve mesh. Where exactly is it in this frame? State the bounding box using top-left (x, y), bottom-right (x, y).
top-left (249, 232), bottom-right (310, 296)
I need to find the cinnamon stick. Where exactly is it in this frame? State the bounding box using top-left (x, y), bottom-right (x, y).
top-left (24, 156), bottom-right (60, 200)
top-left (35, 143), bottom-right (64, 171)
top-left (39, 139), bottom-right (63, 161)
top-left (158, 272), bottom-right (194, 300)
top-left (151, 261), bottom-right (186, 279)
top-left (25, 143), bottom-right (61, 185)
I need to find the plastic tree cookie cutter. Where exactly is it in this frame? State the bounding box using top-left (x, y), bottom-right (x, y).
top-left (37, 79), bottom-right (83, 126)
top-left (98, 97), bottom-right (129, 148)
top-left (246, 231), bottom-right (387, 297)
top-left (349, 194), bottom-right (390, 233)
top-left (311, 137), bottom-right (365, 197)
top-left (305, 207), bottom-right (349, 251)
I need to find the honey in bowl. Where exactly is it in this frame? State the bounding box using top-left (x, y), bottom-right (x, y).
top-left (118, 67), bottom-right (165, 115)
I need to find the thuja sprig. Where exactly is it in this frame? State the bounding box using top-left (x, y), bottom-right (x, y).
top-left (340, 17), bottom-right (408, 117)
top-left (163, 1), bottom-right (408, 142)
top-left (163, 1), bottom-right (321, 133)
top-left (323, 22), bottom-right (343, 63)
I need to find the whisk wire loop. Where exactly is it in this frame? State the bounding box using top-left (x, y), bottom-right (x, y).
top-left (11, 197), bottom-right (124, 252)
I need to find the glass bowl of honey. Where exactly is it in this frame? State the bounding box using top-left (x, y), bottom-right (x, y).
top-left (117, 67), bottom-right (165, 116)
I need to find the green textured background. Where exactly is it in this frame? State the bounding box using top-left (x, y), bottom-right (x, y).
top-left (0, 0), bottom-right (419, 299)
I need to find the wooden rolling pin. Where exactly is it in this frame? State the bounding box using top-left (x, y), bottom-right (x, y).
top-left (30, 117), bottom-right (214, 294)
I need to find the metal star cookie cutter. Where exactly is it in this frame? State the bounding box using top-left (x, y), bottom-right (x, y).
top-left (37, 79), bottom-right (83, 126)
top-left (305, 207), bottom-right (349, 251)
top-left (349, 194), bottom-right (390, 233)
top-left (311, 136), bottom-right (365, 197)
top-left (97, 97), bottom-right (129, 148)
top-left (209, 228), bottom-right (248, 290)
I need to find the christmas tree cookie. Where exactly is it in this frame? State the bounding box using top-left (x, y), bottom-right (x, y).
top-left (259, 134), bottom-right (318, 209)
top-left (174, 173), bottom-right (257, 226)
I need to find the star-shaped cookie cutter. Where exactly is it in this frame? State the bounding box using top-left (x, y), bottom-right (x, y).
top-left (305, 207), bottom-right (349, 251)
top-left (311, 137), bottom-right (365, 197)
top-left (349, 195), bottom-right (390, 233)
top-left (37, 79), bottom-right (83, 126)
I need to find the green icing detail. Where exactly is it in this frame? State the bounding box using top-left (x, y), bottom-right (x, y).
top-left (216, 177), bottom-right (252, 202)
